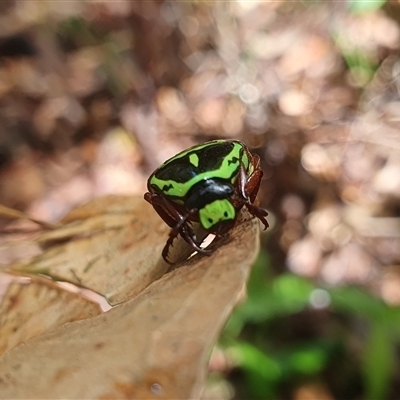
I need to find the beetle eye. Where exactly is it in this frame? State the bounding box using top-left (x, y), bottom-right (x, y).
top-left (208, 218), bottom-right (213, 224)
top-left (223, 211), bottom-right (228, 218)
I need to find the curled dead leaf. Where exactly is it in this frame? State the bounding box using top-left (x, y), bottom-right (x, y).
top-left (0, 196), bottom-right (260, 399)
top-left (7, 196), bottom-right (209, 305)
top-left (0, 274), bottom-right (101, 357)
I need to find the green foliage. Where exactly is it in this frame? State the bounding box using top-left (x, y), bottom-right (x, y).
top-left (229, 342), bottom-right (282, 399)
top-left (224, 252), bottom-right (314, 336)
top-left (334, 34), bottom-right (378, 87)
top-left (348, 0), bottom-right (387, 13)
top-left (221, 250), bottom-right (400, 399)
top-left (301, 0), bottom-right (387, 13)
top-left (363, 321), bottom-right (394, 399)
top-left (288, 344), bottom-right (328, 375)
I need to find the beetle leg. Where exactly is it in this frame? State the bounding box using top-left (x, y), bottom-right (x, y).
top-left (237, 163), bottom-right (248, 200)
top-left (168, 208), bottom-right (195, 241)
top-left (237, 156), bottom-right (263, 203)
top-left (145, 192), bottom-right (203, 238)
top-left (146, 194), bottom-right (210, 262)
top-left (245, 202), bottom-right (269, 230)
top-left (245, 154), bottom-right (263, 203)
top-left (161, 212), bottom-right (212, 264)
top-left (169, 208), bottom-right (212, 252)
top-left (161, 215), bottom-right (192, 264)
top-left (145, 192), bottom-right (191, 262)
top-left (237, 160), bottom-right (261, 202)
top-left (158, 200), bottom-right (193, 262)
top-left (162, 230), bottom-right (208, 264)
top-left (180, 225), bottom-right (213, 254)
top-left (236, 160), bottom-right (269, 230)
top-left (162, 236), bottom-right (175, 264)
top-left (144, 192), bottom-right (179, 228)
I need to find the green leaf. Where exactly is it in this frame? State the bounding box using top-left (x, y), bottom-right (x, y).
top-left (229, 341), bottom-right (282, 399)
top-left (271, 274), bottom-right (315, 313)
top-left (225, 265), bottom-right (316, 338)
top-left (288, 345), bottom-right (328, 375)
top-left (330, 286), bottom-right (388, 320)
top-left (363, 321), bottom-right (394, 399)
top-left (348, 0), bottom-right (387, 13)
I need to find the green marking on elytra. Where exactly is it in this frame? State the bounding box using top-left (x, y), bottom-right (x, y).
top-left (199, 199), bottom-right (236, 230)
top-left (150, 140), bottom-right (250, 198)
top-left (161, 140), bottom-right (225, 166)
top-left (189, 153), bottom-right (199, 167)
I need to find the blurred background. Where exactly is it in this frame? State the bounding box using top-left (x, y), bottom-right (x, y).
top-left (0, 0), bottom-right (400, 398)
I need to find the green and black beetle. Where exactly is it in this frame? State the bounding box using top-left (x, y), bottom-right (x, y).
top-left (144, 139), bottom-right (268, 263)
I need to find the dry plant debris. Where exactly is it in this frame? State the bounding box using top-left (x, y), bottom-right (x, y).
top-left (0, 275), bottom-right (101, 356)
top-left (0, 195), bottom-right (260, 399)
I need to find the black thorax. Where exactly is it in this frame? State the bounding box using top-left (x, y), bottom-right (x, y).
top-left (185, 178), bottom-right (234, 210)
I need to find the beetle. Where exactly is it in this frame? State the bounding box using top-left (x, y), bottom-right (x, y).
top-left (144, 139), bottom-right (269, 263)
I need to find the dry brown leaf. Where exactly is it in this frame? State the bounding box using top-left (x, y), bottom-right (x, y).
top-left (0, 211), bottom-right (260, 399)
top-left (0, 203), bottom-right (58, 229)
top-left (7, 196), bottom-right (208, 305)
top-left (0, 275), bottom-right (101, 357)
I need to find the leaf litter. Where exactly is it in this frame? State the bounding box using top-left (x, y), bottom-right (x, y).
top-left (0, 195), bottom-right (260, 399)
